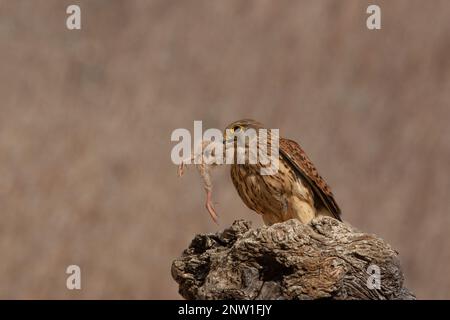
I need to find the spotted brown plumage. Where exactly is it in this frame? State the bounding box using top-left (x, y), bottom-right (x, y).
top-left (226, 119), bottom-right (341, 225)
top-left (279, 138), bottom-right (341, 220)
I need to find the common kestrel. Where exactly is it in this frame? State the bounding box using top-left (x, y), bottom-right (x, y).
top-left (225, 119), bottom-right (341, 225)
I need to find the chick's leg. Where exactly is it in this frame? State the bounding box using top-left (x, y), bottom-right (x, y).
top-left (205, 188), bottom-right (219, 224)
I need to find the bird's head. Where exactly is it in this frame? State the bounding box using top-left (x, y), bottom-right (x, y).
top-left (224, 119), bottom-right (265, 144)
top-left (223, 119), bottom-right (279, 171)
top-left (223, 119), bottom-right (267, 166)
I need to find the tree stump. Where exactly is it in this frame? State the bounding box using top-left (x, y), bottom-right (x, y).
top-left (171, 217), bottom-right (415, 300)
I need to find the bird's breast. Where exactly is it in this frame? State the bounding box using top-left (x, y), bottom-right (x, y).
top-left (230, 161), bottom-right (299, 216)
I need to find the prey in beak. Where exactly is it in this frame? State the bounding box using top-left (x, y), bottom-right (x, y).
top-left (178, 140), bottom-right (222, 224)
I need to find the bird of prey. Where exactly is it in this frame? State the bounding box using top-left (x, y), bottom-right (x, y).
top-left (225, 119), bottom-right (341, 225)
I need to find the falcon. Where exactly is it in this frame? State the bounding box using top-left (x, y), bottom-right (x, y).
top-left (225, 119), bottom-right (341, 225)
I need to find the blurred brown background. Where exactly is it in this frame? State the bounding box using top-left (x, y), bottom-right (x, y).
top-left (0, 0), bottom-right (449, 299)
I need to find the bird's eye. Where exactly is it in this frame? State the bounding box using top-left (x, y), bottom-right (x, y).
top-left (233, 125), bottom-right (242, 133)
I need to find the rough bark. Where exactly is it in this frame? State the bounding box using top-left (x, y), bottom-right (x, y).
top-left (171, 217), bottom-right (415, 300)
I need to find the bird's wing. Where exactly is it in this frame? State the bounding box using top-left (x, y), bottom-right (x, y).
top-left (279, 138), bottom-right (342, 221)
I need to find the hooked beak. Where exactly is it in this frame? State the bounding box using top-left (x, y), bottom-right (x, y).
top-left (224, 131), bottom-right (234, 145)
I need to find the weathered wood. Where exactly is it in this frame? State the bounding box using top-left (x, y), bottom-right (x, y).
top-left (171, 217), bottom-right (415, 300)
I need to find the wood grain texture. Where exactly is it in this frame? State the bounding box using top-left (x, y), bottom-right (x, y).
top-left (172, 217), bottom-right (415, 300)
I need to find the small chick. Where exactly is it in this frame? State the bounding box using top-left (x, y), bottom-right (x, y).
top-left (178, 140), bottom-right (223, 224)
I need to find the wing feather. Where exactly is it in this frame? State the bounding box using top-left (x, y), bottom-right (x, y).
top-left (279, 138), bottom-right (342, 221)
